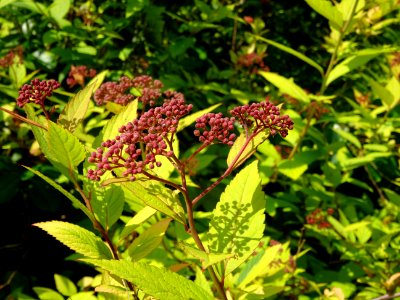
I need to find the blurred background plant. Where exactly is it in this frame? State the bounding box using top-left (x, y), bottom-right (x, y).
top-left (1, 0), bottom-right (400, 299)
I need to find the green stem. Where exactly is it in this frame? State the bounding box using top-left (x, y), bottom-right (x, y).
top-left (288, 0), bottom-right (360, 160)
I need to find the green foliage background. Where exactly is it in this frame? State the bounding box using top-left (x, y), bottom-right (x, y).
top-left (1, 0), bottom-right (400, 299)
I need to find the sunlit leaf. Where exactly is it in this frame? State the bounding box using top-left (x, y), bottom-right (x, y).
top-left (34, 221), bottom-right (113, 259)
top-left (82, 259), bottom-right (214, 300)
top-left (208, 161), bottom-right (265, 276)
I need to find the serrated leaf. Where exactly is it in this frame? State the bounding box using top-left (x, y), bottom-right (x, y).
top-left (58, 80), bottom-right (97, 132)
top-left (54, 273), bottom-right (77, 296)
top-left (127, 218), bottom-right (172, 261)
top-left (259, 71), bottom-right (310, 103)
top-left (178, 242), bottom-right (234, 269)
top-left (9, 61), bottom-right (26, 87)
top-left (22, 166), bottom-right (95, 223)
top-left (34, 221), bottom-right (113, 259)
top-left (33, 287), bottom-right (64, 300)
top-left (208, 161), bottom-right (265, 276)
top-left (82, 259), bottom-right (214, 300)
top-left (120, 206), bottom-right (157, 240)
top-left (177, 103), bottom-right (221, 132)
top-left (227, 131), bottom-right (269, 168)
top-left (94, 99), bottom-right (138, 148)
top-left (92, 185), bottom-right (125, 230)
top-left (305, 0), bottom-right (343, 29)
top-left (47, 121), bottom-right (86, 178)
top-left (123, 180), bottom-right (186, 225)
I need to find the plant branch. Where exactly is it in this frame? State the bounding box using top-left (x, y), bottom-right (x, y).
top-left (372, 293), bottom-right (400, 300)
top-left (0, 106), bottom-right (47, 130)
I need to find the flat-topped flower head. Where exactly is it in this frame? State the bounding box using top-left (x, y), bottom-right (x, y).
top-left (16, 78), bottom-right (60, 108)
top-left (230, 98), bottom-right (294, 137)
top-left (194, 113), bottom-right (236, 146)
top-left (94, 76), bottom-right (135, 106)
top-left (132, 75), bottom-right (164, 107)
top-left (87, 91), bottom-right (193, 182)
top-left (94, 75), bottom-right (164, 107)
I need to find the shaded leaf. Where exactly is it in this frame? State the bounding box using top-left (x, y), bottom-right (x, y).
top-left (58, 80), bottom-right (97, 132)
top-left (208, 161), bottom-right (265, 276)
top-left (127, 218), bottom-right (172, 260)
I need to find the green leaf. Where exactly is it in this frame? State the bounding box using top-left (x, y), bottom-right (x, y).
top-left (69, 292), bottom-right (97, 300)
top-left (333, 126), bottom-right (362, 149)
top-left (208, 161), bottom-right (265, 276)
top-left (34, 221), bottom-right (113, 259)
top-left (305, 0), bottom-right (343, 29)
top-left (227, 131), bottom-right (269, 168)
top-left (54, 273), bottom-right (77, 296)
top-left (94, 100), bottom-right (138, 148)
top-left (0, 0), bottom-right (18, 10)
top-left (127, 218), bottom-right (172, 261)
top-left (82, 259), bottom-right (214, 300)
top-left (49, 0), bottom-right (70, 21)
top-left (236, 244), bottom-right (284, 288)
top-left (326, 47), bottom-right (397, 87)
top-left (123, 180), bottom-right (186, 225)
top-left (278, 150), bottom-right (322, 180)
top-left (367, 77), bottom-right (396, 109)
top-left (33, 287), bottom-right (64, 300)
top-left (58, 80), bottom-right (97, 132)
top-left (195, 267), bottom-right (213, 298)
top-left (92, 186), bottom-right (125, 230)
top-left (47, 121), bottom-right (86, 178)
top-left (258, 71), bottom-right (310, 103)
top-left (177, 103), bottom-right (221, 132)
top-left (252, 35), bottom-right (324, 75)
top-left (120, 206), bottom-right (157, 240)
top-left (327, 216), bottom-right (348, 240)
top-left (178, 242), bottom-right (234, 269)
top-left (9, 61), bottom-right (26, 87)
top-left (22, 166), bottom-right (95, 223)
top-left (87, 70), bottom-right (108, 91)
top-left (340, 152), bottom-right (392, 171)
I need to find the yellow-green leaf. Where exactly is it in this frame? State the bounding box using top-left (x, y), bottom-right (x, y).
top-left (34, 221), bottom-right (113, 259)
top-left (208, 161), bottom-right (265, 276)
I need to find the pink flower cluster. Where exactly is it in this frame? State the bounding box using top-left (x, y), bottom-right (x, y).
top-left (87, 75), bottom-right (294, 182)
top-left (16, 78), bottom-right (61, 108)
top-left (87, 91), bottom-right (192, 181)
top-left (230, 99), bottom-right (294, 137)
top-left (94, 75), bottom-right (163, 107)
top-left (194, 113), bottom-right (236, 146)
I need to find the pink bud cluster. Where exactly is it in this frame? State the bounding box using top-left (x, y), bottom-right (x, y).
top-left (66, 65), bottom-right (97, 88)
top-left (94, 75), bottom-right (163, 107)
top-left (16, 78), bottom-right (61, 108)
top-left (87, 91), bottom-right (192, 181)
top-left (0, 46), bottom-right (23, 68)
top-left (230, 98), bottom-right (294, 137)
top-left (132, 75), bottom-right (164, 107)
top-left (237, 52), bottom-right (269, 74)
top-left (194, 113), bottom-right (236, 146)
top-left (94, 76), bottom-right (135, 106)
